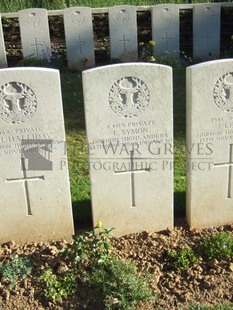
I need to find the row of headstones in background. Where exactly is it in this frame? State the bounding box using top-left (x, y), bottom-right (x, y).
top-left (110, 3), bottom-right (221, 61)
top-left (18, 7), bottom-right (95, 69)
top-left (0, 68), bottom-right (74, 243)
top-left (84, 60), bottom-right (233, 236)
top-left (152, 3), bottom-right (220, 60)
top-left (0, 4), bottom-right (222, 70)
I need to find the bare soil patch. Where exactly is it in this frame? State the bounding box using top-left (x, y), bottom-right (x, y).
top-left (0, 218), bottom-right (233, 309)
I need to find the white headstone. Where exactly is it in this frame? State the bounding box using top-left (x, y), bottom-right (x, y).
top-left (83, 63), bottom-right (173, 236)
top-left (193, 4), bottom-right (220, 61)
top-left (0, 68), bottom-right (74, 243)
top-left (109, 6), bottom-right (138, 62)
top-left (152, 5), bottom-right (180, 58)
top-left (63, 7), bottom-right (95, 70)
top-left (187, 59), bottom-right (233, 228)
top-left (18, 8), bottom-right (52, 60)
top-left (0, 14), bottom-right (7, 67)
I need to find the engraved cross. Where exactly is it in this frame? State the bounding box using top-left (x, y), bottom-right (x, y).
top-left (214, 143), bottom-right (233, 199)
top-left (114, 151), bottom-right (150, 207)
top-left (5, 158), bottom-right (45, 215)
top-left (160, 32), bottom-right (172, 51)
top-left (30, 37), bottom-right (43, 58)
top-left (74, 35), bottom-right (86, 54)
top-left (119, 34), bottom-right (130, 52)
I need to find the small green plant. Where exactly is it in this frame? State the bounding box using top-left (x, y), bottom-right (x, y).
top-left (0, 255), bottom-right (32, 289)
top-left (138, 40), bottom-right (156, 63)
top-left (156, 56), bottom-right (180, 68)
top-left (62, 221), bottom-right (114, 265)
top-left (201, 232), bottom-right (233, 260)
top-left (61, 223), bottom-right (154, 308)
top-left (39, 268), bottom-right (77, 302)
top-left (87, 256), bottom-right (155, 310)
top-left (164, 245), bottom-right (199, 270)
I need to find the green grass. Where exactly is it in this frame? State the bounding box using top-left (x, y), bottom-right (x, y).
top-left (59, 66), bottom-right (186, 227)
top-left (60, 72), bottom-right (92, 228)
top-left (173, 67), bottom-right (186, 215)
top-left (0, 0), bottom-right (217, 12)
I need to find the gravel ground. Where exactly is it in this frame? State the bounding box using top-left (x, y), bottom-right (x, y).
top-left (0, 218), bottom-right (233, 310)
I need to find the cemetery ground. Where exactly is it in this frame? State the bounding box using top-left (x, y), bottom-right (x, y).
top-left (0, 67), bottom-right (233, 310)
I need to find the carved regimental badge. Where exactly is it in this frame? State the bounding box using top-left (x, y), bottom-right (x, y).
top-left (116, 9), bottom-right (130, 24)
top-left (108, 77), bottom-right (150, 118)
top-left (213, 72), bottom-right (233, 112)
top-left (0, 82), bottom-right (37, 124)
top-left (27, 12), bottom-right (40, 27)
top-left (162, 8), bottom-right (172, 20)
top-left (71, 11), bottom-right (85, 24)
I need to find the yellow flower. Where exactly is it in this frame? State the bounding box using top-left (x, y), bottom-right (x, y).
top-left (96, 220), bottom-right (102, 228)
top-left (149, 40), bottom-right (156, 46)
top-left (149, 56), bottom-right (156, 62)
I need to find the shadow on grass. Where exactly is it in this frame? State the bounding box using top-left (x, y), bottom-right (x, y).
top-left (72, 200), bottom-right (93, 232)
top-left (174, 191), bottom-right (188, 228)
top-left (174, 191), bottom-right (186, 218)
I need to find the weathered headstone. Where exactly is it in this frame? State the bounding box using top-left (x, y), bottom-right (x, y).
top-left (187, 59), bottom-right (233, 228)
top-left (0, 14), bottom-right (7, 67)
top-left (83, 63), bottom-right (173, 236)
top-left (63, 7), bottom-right (95, 70)
top-left (152, 5), bottom-right (180, 58)
top-left (0, 68), bottom-right (74, 243)
top-left (18, 8), bottom-right (52, 60)
top-left (109, 6), bottom-right (138, 62)
top-left (193, 4), bottom-right (220, 61)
